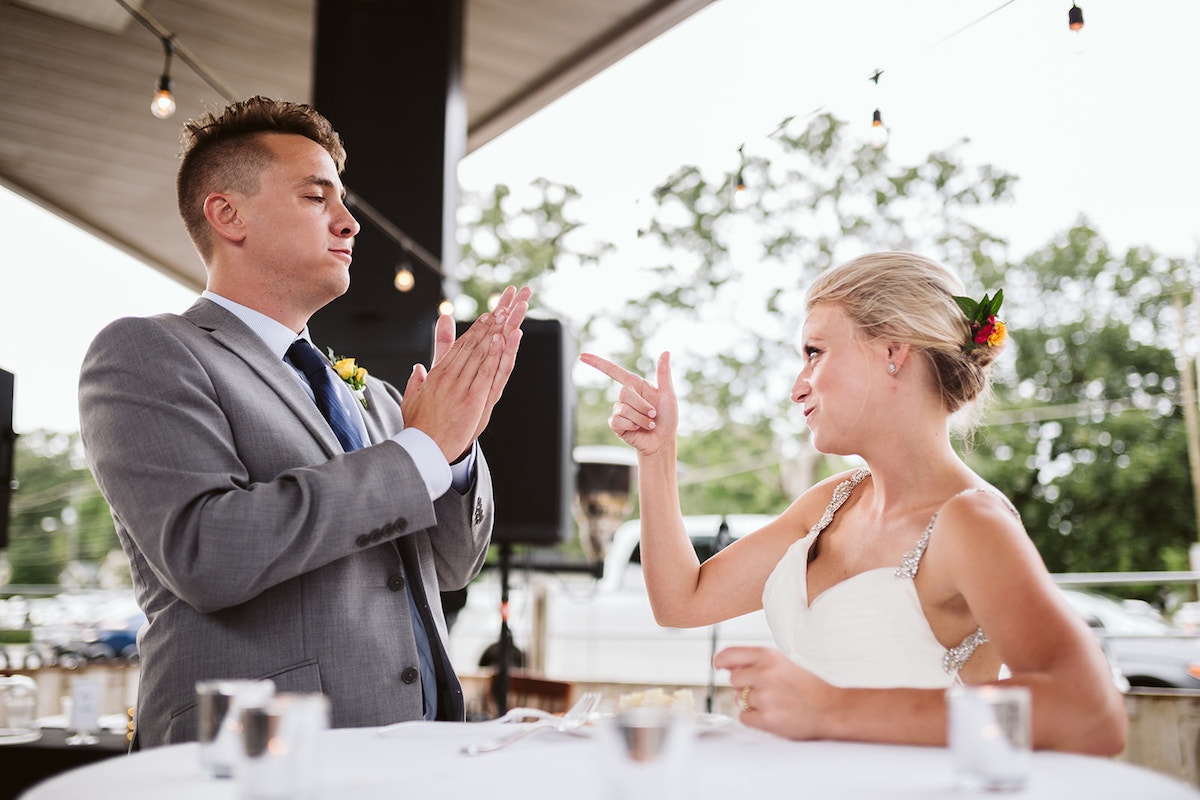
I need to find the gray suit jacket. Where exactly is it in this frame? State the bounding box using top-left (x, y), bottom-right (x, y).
top-left (78, 299), bottom-right (492, 747)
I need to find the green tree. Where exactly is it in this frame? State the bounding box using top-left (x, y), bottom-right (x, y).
top-left (5, 430), bottom-right (117, 587)
top-left (582, 113), bottom-right (1016, 512)
top-left (966, 226), bottom-right (1198, 583)
top-left (457, 113), bottom-right (1198, 586)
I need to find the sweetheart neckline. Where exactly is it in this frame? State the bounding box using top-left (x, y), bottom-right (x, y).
top-left (805, 564), bottom-right (901, 610)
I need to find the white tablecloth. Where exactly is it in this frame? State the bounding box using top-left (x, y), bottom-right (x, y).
top-left (19, 718), bottom-right (1200, 799)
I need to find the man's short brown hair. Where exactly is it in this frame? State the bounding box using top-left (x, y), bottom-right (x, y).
top-left (176, 96), bottom-right (347, 261)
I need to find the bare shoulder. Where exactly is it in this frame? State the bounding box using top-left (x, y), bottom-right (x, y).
top-left (729, 468), bottom-right (870, 558)
top-left (938, 486), bottom-right (1025, 538)
top-left (930, 484), bottom-right (1043, 579)
top-left (777, 467), bottom-right (871, 529)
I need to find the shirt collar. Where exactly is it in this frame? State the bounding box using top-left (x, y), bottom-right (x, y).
top-left (201, 291), bottom-right (313, 360)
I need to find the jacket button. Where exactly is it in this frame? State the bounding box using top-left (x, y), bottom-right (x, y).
top-left (387, 574), bottom-right (405, 592)
top-left (401, 667), bottom-right (419, 684)
top-left (355, 534), bottom-right (370, 547)
top-left (395, 518), bottom-right (407, 532)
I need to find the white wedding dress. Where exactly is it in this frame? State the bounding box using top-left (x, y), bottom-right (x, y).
top-left (762, 468), bottom-right (1012, 689)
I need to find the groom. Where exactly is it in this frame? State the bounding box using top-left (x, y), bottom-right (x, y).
top-left (78, 96), bottom-right (529, 748)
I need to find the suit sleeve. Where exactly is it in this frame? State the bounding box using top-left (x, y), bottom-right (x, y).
top-left (79, 315), bottom-right (474, 613)
top-left (370, 378), bottom-right (493, 592)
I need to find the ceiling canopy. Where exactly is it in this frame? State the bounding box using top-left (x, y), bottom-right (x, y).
top-left (0, 0), bottom-right (714, 289)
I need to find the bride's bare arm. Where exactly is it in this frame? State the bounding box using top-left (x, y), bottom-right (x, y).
top-left (935, 494), bottom-right (1127, 754)
top-left (715, 492), bottom-right (1127, 756)
top-left (579, 352), bottom-right (829, 628)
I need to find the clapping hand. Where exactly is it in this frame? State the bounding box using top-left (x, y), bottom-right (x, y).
top-left (402, 286), bottom-right (531, 462)
top-left (578, 351), bottom-right (677, 459)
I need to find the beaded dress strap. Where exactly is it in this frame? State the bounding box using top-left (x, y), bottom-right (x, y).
top-left (895, 487), bottom-right (1020, 580)
top-left (807, 468), bottom-right (871, 538)
top-left (892, 487), bottom-right (1021, 675)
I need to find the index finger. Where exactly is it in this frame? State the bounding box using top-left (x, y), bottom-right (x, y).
top-left (712, 646), bottom-right (770, 671)
top-left (579, 353), bottom-right (650, 392)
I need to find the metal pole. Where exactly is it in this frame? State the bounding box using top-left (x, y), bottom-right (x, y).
top-left (1176, 295), bottom-right (1200, 589)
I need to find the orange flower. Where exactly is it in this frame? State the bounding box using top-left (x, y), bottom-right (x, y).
top-left (987, 320), bottom-right (1006, 347)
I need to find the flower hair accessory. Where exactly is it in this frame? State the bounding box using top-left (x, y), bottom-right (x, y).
top-left (326, 347), bottom-right (369, 408)
top-left (952, 289), bottom-right (1006, 351)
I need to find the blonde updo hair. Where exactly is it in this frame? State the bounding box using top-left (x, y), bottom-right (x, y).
top-left (805, 252), bottom-right (1002, 415)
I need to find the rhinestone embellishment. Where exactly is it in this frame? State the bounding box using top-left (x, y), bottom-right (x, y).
top-left (807, 468), bottom-right (871, 538)
top-left (943, 628), bottom-right (989, 674)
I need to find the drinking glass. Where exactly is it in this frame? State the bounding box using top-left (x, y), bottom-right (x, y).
top-left (196, 679), bottom-right (276, 778)
top-left (595, 706), bottom-right (695, 800)
top-left (947, 685), bottom-right (1032, 791)
top-left (238, 692), bottom-right (330, 800)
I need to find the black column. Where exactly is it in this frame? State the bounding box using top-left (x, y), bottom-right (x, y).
top-left (0, 368), bottom-right (14, 549)
top-left (310, 0), bottom-right (465, 386)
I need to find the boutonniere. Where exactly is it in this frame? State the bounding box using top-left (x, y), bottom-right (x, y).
top-left (326, 347), bottom-right (369, 409)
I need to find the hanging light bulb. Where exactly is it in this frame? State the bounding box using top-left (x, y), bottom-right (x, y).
top-left (731, 143), bottom-right (749, 209)
top-left (150, 76), bottom-right (176, 119)
top-left (868, 109), bottom-right (889, 149)
top-left (866, 70), bottom-right (888, 148)
top-left (1068, 4), bottom-right (1084, 30)
top-left (150, 35), bottom-right (177, 119)
top-left (393, 262), bottom-right (415, 292)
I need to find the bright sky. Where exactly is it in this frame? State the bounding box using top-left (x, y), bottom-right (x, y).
top-left (3, 0), bottom-right (1197, 435)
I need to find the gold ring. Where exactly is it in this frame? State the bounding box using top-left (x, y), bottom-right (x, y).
top-left (738, 685), bottom-right (753, 712)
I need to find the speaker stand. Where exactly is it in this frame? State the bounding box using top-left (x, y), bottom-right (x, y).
top-left (490, 543), bottom-right (515, 715)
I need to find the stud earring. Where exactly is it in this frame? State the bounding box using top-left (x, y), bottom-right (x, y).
top-left (888, 363), bottom-right (897, 374)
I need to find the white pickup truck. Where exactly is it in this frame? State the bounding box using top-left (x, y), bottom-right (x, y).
top-left (447, 514), bottom-right (777, 686)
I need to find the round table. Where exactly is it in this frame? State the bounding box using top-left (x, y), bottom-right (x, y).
top-left (19, 718), bottom-right (1200, 799)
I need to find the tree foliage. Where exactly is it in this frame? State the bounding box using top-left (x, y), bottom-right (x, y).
top-left (965, 228), bottom-right (1198, 578)
top-left (457, 111), bottom-right (1199, 582)
top-left (4, 430), bottom-right (118, 587)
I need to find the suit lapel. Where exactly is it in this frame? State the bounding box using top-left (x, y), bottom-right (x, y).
top-left (358, 383), bottom-right (394, 445)
top-left (182, 299), bottom-right (343, 458)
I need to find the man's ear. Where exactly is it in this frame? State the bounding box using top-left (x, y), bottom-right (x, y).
top-left (203, 192), bottom-right (246, 244)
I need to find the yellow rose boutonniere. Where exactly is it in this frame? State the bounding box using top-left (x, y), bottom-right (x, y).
top-left (326, 348), bottom-right (369, 409)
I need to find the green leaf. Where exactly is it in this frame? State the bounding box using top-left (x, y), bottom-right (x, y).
top-left (987, 288), bottom-right (1004, 317)
top-left (952, 296), bottom-right (978, 319)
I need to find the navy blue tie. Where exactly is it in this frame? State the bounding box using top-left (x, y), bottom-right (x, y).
top-left (285, 338), bottom-right (439, 719)
top-left (285, 339), bottom-right (364, 452)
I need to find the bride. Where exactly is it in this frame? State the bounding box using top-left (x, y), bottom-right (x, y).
top-left (581, 251), bottom-right (1126, 754)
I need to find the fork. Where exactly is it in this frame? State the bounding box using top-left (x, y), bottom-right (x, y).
top-left (461, 691), bottom-right (602, 755)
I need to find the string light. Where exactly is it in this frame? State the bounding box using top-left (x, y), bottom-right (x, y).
top-left (150, 35), bottom-right (176, 119)
top-left (1068, 4), bottom-right (1084, 31)
top-left (438, 300), bottom-right (455, 317)
top-left (868, 70), bottom-right (888, 149)
top-left (732, 143), bottom-right (748, 208)
top-left (393, 260), bottom-right (415, 292)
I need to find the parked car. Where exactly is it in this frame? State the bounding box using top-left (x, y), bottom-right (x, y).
top-left (448, 514), bottom-right (777, 686)
top-left (1060, 588), bottom-right (1200, 690)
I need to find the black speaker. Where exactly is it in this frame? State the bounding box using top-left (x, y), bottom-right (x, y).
top-left (0, 368), bottom-right (14, 549)
top-left (453, 318), bottom-right (574, 545)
